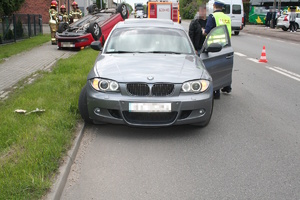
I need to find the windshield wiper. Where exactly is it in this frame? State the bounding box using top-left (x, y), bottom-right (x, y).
top-left (147, 51), bottom-right (182, 54)
top-left (106, 51), bottom-right (147, 54)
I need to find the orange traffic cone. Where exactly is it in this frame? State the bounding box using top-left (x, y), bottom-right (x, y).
top-left (259, 46), bottom-right (268, 63)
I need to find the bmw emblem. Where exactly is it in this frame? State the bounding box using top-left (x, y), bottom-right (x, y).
top-left (147, 76), bottom-right (154, 81)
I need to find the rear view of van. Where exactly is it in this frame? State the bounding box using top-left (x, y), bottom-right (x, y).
top-left (207, 0), bottom-right (244, 35)
top-left (223, 0), bottom-right (244, 35)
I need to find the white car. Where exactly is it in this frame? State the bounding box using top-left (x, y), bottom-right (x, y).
top-left (276, 12), bottom-right (300, 31)
top-left (136, 10), bottom-right (144, 18)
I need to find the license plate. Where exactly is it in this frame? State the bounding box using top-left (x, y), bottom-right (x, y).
top-left (61, 42), bottom-right (75, 47)
top-left (129, 103), bottom-right (171, 113)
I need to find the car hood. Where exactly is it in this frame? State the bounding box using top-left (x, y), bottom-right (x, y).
top-left (93, 54), bottom-right (204, 83)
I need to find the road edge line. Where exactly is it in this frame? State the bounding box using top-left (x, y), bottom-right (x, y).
top-left (46, 122), bottom-right (86, 200)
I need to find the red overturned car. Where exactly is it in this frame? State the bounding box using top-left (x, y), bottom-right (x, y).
top-left (56, 4), bottom-right (128, 49)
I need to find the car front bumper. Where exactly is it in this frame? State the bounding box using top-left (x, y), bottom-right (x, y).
top-left (56, 32), bottom-right (95, 48)
top-left (86, 83), bottom-right (214, 127)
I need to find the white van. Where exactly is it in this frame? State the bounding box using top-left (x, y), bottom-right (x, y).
top-left (207, 0), bottom-right (244, 35)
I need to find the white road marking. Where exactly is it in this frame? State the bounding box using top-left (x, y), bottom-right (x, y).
top-left (247, 58), bottom-right (259, 63)
top-left (266, 66), bottom-right (300, 82)
top-left (234, 52), bottom-right (246, 57)
top-left (274, 67), bottom-right (300, 78)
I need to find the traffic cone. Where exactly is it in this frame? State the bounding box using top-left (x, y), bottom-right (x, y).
top-left (259, 46), bottom-right (268, 63)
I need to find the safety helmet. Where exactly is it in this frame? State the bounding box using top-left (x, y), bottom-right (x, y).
top-left (72, 1), bottom-right (78, 6)
top-left (51, 1), bottom-right (57, 7)
top-left (60, 5), bottom-right (66, 9)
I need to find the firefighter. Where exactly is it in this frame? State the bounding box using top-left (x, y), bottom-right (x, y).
top-left (69, 1), bottom-right (82, 23)
top-left (58, 5), bottom-right (69, 24)
top-left (203, 0), bottom-right (232, 99)
top-left (49, 0), bottom-right (58, 45)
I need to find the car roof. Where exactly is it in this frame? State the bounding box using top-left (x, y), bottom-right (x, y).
top-left (115, 19), bottom-right (184, 30)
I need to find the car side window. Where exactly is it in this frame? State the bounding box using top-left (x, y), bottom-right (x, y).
top-left (205, 25), bottom-right (230, 48)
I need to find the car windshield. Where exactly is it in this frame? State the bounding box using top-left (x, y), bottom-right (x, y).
top-left (104, 27), bottom-right (193, 54)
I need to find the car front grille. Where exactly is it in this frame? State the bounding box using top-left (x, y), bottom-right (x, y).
top-left (152, 84), bottom-right (174, 96)
top-left (123, 111), bottom-right (177, 125)
top-left (126, 83), bottom-right (174, 96)
top-left (127, 83), bottom-right (150, 96)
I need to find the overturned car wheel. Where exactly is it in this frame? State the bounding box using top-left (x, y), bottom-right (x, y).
top-left (58, 22), bottom-right (69, 33)
top-left (87, 21), bottom-right (101, 41)
top-left (117, 3), bottom-right (128, 20)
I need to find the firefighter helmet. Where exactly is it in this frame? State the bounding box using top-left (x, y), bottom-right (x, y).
top-left (51, 1), bottom-right (57, 7)
top-left (72, 1), bottom-right (78, 6)
top-left (60, 5), bottom-right (66, 9)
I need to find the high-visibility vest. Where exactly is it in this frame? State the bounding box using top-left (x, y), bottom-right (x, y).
top-left (213, 12), bottom-right (231, 37)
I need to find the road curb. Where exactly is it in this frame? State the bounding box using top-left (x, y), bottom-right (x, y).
top-left (46, 122), bottom-right (85, 200)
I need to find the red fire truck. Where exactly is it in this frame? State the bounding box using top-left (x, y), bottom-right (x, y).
top-left (147, 1), bottom-right (181, 23)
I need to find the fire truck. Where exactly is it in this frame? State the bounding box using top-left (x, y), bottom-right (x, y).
top-left (147, 0), bottom-right (181, 23)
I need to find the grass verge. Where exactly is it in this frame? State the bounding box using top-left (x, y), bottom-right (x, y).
top-left (0, 48), bottom-right (98, 199)
top-left (0, 34), bottom-right (50, 61)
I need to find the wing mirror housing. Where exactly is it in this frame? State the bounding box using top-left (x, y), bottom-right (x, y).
top-left (91, 41), bottom-right (103, 51)
top-left (205, 43), bottom-right (222, 53)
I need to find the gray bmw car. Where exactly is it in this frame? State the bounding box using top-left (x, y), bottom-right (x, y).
top-left (78, 19), bottom-right (233, 127)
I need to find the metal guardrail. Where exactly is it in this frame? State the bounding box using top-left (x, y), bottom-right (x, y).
top-left (0, 14), bottom-right (42, 44)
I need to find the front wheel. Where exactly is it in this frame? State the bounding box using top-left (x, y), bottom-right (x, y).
top-left (88, 21), bottom-right (101, 41)
top-left (78, 85), bottom-right (93, 124)
top-left (282, 27), bottom-right (288, 31)
top-left (234, 31), bottom-right (240, 35)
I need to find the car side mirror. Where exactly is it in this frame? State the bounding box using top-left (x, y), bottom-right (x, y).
top-left (91, 41), bottom-right (103, 51)
top-left (205, 43), bottom-right (222, 53)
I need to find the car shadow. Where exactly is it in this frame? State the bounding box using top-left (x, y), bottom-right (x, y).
top-left (85, 123), bottom-right (212, 141)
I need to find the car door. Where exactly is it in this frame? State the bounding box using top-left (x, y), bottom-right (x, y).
top-left (200, 25), bottom-right (234, 91)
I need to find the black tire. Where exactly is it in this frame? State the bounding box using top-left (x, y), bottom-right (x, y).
top-left (117, 3), bottom-right (128, 20)
top-left (58, 22), bottom-right (69, 33)
top-left (192, 99), bottom-right (214, 128)
top-left (282, 27), bottom-right (288, 31)
top-left (87, 21), bottom-right (101, 41)
top-left (234, 31), bottom-right (240, 35)
top-left (78, 85), bottom-right (93, 124)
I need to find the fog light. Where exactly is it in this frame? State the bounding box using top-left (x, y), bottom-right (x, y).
top-left (199, 109), bottom-right (205, 115)
top-left (94, 108), bottom-right (101, 114)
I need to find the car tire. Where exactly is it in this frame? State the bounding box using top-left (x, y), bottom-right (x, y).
top-left (282, 27), bottom-right (288, 31)
top-left (191, 99), bottom-right (214, 128)
top-left (88, 21), bottom-right (101, 41)
top-left (234, 31), bottom-right (240, 35)
top-left (58, 22), bottom-right (69, 33)
top-left (117, 3), bottom-right (128, 20)
top-left (78, 85), bottom-right (93, 124)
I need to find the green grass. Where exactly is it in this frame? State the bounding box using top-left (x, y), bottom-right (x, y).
top-left (0, 34), bottom-right (51, 61)
top-left (0, 49), bottom-right (99, 199)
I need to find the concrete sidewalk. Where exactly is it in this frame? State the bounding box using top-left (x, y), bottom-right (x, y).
top-left (0, 42), bottom-right (77, 100)
top-left (242, 25), bottom-right (300, 43)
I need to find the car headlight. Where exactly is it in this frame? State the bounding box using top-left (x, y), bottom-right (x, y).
top-left (181, 80), bottom-right (210, 93)
top-left (90, 78), bottom-right (120, 92)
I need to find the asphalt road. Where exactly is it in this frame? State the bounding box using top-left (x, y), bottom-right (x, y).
top-left (61, 24), bottom-right (300, 200)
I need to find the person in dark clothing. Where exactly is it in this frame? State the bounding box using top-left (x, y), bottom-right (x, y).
top-left (189, 5), bottom-right (207, 56)
top-left (266, 11), bottom-right (271, 28)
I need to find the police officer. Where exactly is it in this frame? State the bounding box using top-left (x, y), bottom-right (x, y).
top-left (49, 1), bottom-right (58, 45)
top-left (69, 1), bottom-right (82, 23)
top-left (203, 0), bottom-right (232, 99)
top-left (58, 5), bottom-right (69, 24)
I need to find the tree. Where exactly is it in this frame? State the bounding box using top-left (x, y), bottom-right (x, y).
top-left (180, 0), bottom-right (206, 19)
top-left (0, 0), bottom-right (25, 17)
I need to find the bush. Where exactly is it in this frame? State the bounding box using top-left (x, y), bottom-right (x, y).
top-left (15, 17), bottom-right (23, 38)
top-left (4, 29), bottom-right (14, 40)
